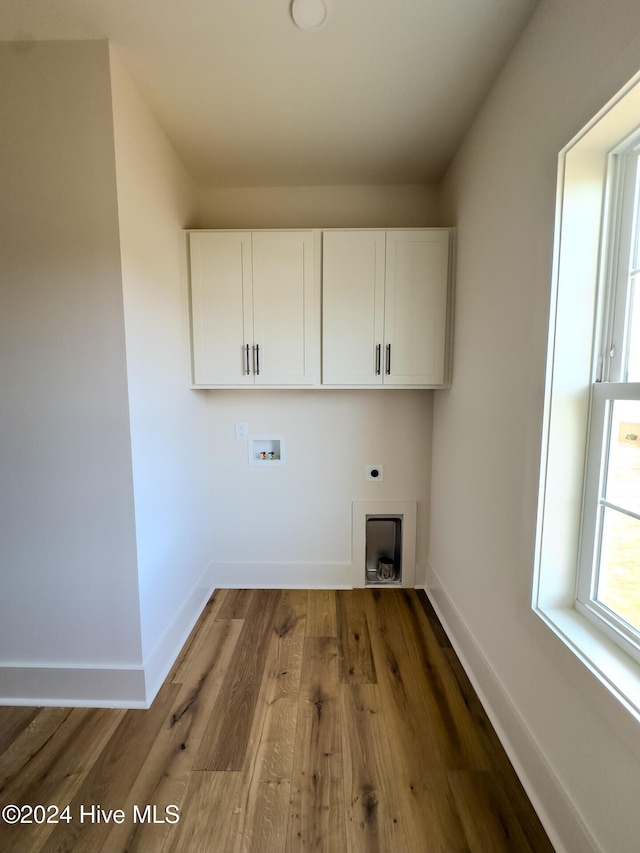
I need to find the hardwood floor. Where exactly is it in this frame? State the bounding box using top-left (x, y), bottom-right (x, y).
top-left (0, 589), bottom-right (555, 852)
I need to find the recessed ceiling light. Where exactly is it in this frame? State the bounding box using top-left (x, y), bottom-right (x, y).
top-left (291, 0), bottom-right (327, 31)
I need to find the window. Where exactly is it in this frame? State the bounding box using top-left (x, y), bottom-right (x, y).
top-left (533, 71), bottom-right (640, 721)
top-left (576, 146), bottom-right (640, 662)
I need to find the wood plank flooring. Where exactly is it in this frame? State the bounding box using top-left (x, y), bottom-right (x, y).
top-left (0, 589), bottom-right (555, 853)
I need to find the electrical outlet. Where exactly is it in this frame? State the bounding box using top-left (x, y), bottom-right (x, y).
top-left (366, 465), bottom-right (384, 482)
top-left (235, 421), bottom-right (249, 441)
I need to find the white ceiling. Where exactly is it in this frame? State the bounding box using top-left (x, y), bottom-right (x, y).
top-left (0, 0), bottom-right (539, 186)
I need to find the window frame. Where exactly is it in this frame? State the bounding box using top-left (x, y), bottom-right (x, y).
top-left (574, 145), bottom-right (640, 663)
top-left (599, 145), bottom-right (640, 386)
top-left (576, 382), bottom-right (640, 662)
top-left (533, 69), bottom-right (640, 725)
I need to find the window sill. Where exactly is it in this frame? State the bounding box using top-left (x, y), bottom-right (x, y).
top-left (534, 604), bottom-right (640, 723)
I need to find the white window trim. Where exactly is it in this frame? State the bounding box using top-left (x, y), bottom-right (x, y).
top-left (600, 148), bottom-right (640, 384)
top-left (533, 69), bottom-right (640, 725)
top-left (576, 382), bottom-right (640, 663)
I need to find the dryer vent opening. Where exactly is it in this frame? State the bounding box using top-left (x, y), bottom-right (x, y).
top-left (365, 515), bottom-right (402, 586)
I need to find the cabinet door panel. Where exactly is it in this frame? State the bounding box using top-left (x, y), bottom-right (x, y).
top-left (384, 230), bottom-right (449, 386)
top-left (251, 231), bottom-right (315, 385)
top-left (189, 232), bottom-right (253, 385)
top-left (322, 231), bottom-right (385, 385)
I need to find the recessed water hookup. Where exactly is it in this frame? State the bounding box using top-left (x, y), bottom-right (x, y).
top-left (249, 435), bottom-right (285, 465)
top-left (366, 465), bottom-right (384, 481)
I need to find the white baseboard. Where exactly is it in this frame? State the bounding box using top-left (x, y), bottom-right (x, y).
top-left (422, 564), bottom-right (602, 853)
top-left (0, 565), bottom-right (216, 710)
top-left (0, 664), bottom-right (147, 708)
top-left (209, 560), bottom-right (425, 590)
top-left (142, 566), bottom-right (216, 706)
top-left (209, 561), bottom-right (356, 589)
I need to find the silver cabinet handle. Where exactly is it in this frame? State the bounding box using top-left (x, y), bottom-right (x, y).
top-left (245, 344), bottom-right (251, 375)
top-left (386, 344), bottom-right (391, 375)
top-left (255, 343), bottom-right (260, 376)
top-left (376, 344), bottom-right (381, 375)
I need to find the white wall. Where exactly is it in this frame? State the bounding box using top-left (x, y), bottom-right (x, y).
top-left (431, 1), bottom-right (640, 851)
top-left (109, 50), bottom-right (213, 693)
top-left (206, 390), bottom-right (432, 587)
top-left (0, 41), bottom-right (144, 702)
top-left (196, 184), bottom-right (438, 229)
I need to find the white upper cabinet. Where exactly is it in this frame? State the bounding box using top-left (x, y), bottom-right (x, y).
top-left (383, 230), bottom-right (450, 386)
top-left (188, 230), bottom-right (318, 387)
top-left (322, 230), bottom-right (386, 385)
top-left (322, 229), bottom-right (452, 388)
top-left (189, 231), bottom-right (253, 386)
top-left (188, 228), bottom-right (451, 390)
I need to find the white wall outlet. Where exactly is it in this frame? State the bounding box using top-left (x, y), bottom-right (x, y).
top-left (366, 465), bottom-right (384, 482)
top-left (235, 421), bottom-right (249, 441)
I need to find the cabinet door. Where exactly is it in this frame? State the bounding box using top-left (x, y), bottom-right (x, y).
top-left (251, 231), bottom-right (316, 385)
top-left (383, 230), bottom-right (449, 386)
top-left (322, 231), bottom-right (386, 385)
top-left (189, 231), bottom-right (253, 385)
